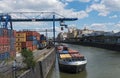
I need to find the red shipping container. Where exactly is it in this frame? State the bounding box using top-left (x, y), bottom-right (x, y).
top-left (3, 45), bottom-right (10, 52)
top-left (0, 45), bottom-right (3, 53)
top-left (32, 45), bottom-right (37, 51)
top-left (22, 41), bottom-right (33, 48)
top-left (27, 46), bottom-right (33, 51)
top-left (13, 30), bottom-right (16, 37)
top-left (3, 29), bottom-right (8, 36)
top-left (68, 49), bottom-right (79, 54)
top-left (3, 37), bottom-right (10, 45)
top-left (0, 37), bottom-right (3, 44)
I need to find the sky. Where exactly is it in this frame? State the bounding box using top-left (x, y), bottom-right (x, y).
top-left (0, 0), bottom-right (120, 37)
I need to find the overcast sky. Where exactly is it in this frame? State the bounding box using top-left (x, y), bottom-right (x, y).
top-left (0, 0), bottom-right (120, 37)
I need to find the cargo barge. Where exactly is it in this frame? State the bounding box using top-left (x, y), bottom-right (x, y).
top-left (57, 45), bottom-right (87, 73)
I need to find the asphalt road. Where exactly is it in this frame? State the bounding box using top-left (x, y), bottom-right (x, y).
top-left (0, 47), bottom-right (54, 77)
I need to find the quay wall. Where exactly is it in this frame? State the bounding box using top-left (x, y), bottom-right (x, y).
top-left (62, 41), bottom-right (120, 52)
top-left (18, 48), bottom-right (56, 78)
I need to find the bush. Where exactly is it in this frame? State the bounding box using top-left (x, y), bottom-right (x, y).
top-left (21, 49), bottom-right (35, 69)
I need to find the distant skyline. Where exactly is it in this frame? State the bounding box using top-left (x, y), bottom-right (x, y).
top-left (0, 0), bottom-right (120, 36)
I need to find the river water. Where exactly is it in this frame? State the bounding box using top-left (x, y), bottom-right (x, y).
top-left (47, 44), bottom-right (120, 78)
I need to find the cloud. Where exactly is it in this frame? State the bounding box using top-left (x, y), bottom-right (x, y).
top-left (101, 0), bottom-right (120, 11)
top-left (83, 22), bottom-right (120, 32)
top-left (0, 0), bottom-right (89, 19)
top-left (79, 0), bottom-right (91, 2)
top-left (90, 23), bottom-right (107, 31)
top-left (86, 0), bottom-right (120, 16)
top-left (109, 15), bottom-right (118, 19)
top-left (86, 3), bottom-right (109, 16)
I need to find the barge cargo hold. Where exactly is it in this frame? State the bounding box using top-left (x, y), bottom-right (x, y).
top-left (57, 45), bottom-right (87, 73)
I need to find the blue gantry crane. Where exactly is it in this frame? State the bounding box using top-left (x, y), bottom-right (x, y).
top-left (0, 12), bottom-right (78, 44)
top-left (0, 14), bottom-right (13, 30)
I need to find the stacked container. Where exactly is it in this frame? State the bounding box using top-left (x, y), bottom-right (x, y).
top-left (39, 34), bottom-right (47, 48)
top-left (0, 28), bottom-right (16, 60)
top-left (16, 31), bottom-right (41, 52)
top-left (16, 32), bottom-right (26, 52)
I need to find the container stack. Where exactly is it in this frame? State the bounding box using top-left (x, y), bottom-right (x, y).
top-left (39, 34), bottom-right (47, 48)
top-left (16, 31), bottom-right (41, 52)
top-left (0, 28), bottom-right (16, 60)
top-left (16, 31), bottom-right (26, 52)
top-left (25, 31), bottom-right (38, 51)
top-left (9, 30), bottom-right (16, 57)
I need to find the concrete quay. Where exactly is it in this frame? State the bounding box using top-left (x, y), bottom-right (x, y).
top-left (18, 47), bottom-right (56, 78)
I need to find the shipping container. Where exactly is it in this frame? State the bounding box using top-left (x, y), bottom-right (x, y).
top-left (16, 47), bottom-right (22, 52)
top-left (32, 45), bottom-right (37, 51)
top-left (26, 36), bottom-right (37, 41)
top-left (27, 46), bottom-right (33, 51)
top-left (60, 54), bottom-right (71, 59)
top-left (33, 40), bottom-right (38, 45)
top-left (0, 52), bottom-right (10, 60)
top-left (3, 45), bottom-right (10, 52)
top-left (10, 50), bottom-right (16, 57)
top-left (22, 41), bottom-right (33, 47)
top-left (0, 28), bottom-right (3, 36)
top-left (16, 32), bottom-right (26, 38)
top-left (16, 42), bottom-right (22, 47)
top-left (10, 43), bottom-right (16, 51)
top-left (0, 46), bottom-right (3, 53)
top-left (70, 53), bottom-right (84, 58)
top-left (0, 37), bottom-right (3, 44)
top-left (40, 34), bottom-right (45, 40)
top-left (68, 49), bottom-right (79, 54)
top-left (0, 37), bottom-right (10, 45)
top-left (16, 37), bottom-right (26, 42)
top-left (7, 29), bottom-right (16, 37)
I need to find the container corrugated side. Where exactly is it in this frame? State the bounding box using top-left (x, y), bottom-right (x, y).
top-left (60, 54), bottom-right (71, 59)
top-left (16, 37), bottom-right (26, 42)
top-left (0, 52), bottom-right (10, 60)
top-left (0, 45), bottom-right (3, 53)
top-left (16, 42), bottom-right (22, 47)
top-left (26, 36), bottom-right (37, 41)
top-left (16, 32), bottom-right (26, 38)
top-left (10, 50), bottom-right (16, 57)
top-left (16, 47), bottom-right (22, 52)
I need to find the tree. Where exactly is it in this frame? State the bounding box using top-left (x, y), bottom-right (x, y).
top-left (21, 49), bottom-right (35, 69)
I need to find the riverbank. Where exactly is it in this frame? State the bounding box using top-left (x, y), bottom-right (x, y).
top-left (18, 47), bottom-right (56, 78)
top-left (61, 41), bottom-right (120, 52)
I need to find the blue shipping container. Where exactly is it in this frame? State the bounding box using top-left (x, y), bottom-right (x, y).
top-left (8, 29), bottom-right (14, 37)
top-left (0, 52), bottom-right (10, 60)
top-left (0, 28), bottom-right (3, 36)
top-left (40, 35), bottom-right (45, 40)
top-left (27, 36), bottom-right (37, 41)
top-left (33, 40), bottom-right (38, 45)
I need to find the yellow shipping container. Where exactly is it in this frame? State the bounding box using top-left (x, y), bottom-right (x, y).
top-left (16, 42), bottom-right (22, 47)
top-left (16, 32), bottom-right (26, 38)
top-left (16, 38), bottom-right (26, 42)
top-left (60, 54), bottom-right (71, 59)
top-left (16, 47), bottom-right (22, 52)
